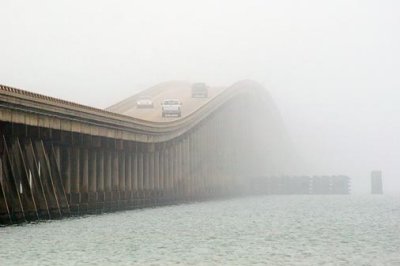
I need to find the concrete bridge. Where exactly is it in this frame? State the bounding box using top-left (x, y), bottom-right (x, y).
top-left (0, 80), bottom-right (294, 225)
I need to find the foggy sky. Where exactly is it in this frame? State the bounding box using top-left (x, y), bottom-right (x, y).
top-left (1, 0), bottom-right (399, 193)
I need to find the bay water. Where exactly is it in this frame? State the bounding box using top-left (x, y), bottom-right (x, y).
top-left (1, 195), bottom-right (399, 265)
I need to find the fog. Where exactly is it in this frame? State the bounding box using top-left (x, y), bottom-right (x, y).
top-left (1, 0), bottom-right (399, 193)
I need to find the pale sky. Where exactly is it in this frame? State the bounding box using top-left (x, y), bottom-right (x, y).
top-left (1, 0), bottom-right (399, 193)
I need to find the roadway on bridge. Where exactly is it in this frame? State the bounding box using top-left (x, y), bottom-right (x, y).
top-left (107, 81), bottom-right (225, 122)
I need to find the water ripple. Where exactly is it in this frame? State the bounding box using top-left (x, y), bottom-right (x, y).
top-left (0, 195), bottom-right (399, 265)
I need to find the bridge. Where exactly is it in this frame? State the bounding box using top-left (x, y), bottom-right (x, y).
top-left (0, 80), bottom-right (295, 225)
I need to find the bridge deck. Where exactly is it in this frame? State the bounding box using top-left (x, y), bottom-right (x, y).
top-left (0, 81), bottom-right (248, 143)
top-left (107, 81), bottom-right (226, 122)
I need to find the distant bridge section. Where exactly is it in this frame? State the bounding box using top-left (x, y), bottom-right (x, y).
top-left (0, 80), bottom-right (295, 225)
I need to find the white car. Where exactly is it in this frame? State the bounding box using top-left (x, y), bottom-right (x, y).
top-left (161, 99), bottom-right (182, 117)
top-left (136, 96), bottom-right (154, 108)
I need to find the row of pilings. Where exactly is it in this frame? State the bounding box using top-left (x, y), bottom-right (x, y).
top-left (0, 94), bottom-right (280, 225)
top-left (243, 175), bottom-right (351, 195)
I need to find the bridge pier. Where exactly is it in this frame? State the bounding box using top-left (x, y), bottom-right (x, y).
top-left (79, 147), bottom-right (89, 213)
top-left (132, 150), bottom-right (138, 206)
top-left (163, 148), bottom-right (169, 202)
top-left (174, 142), bottom-right (179, 200)
top-left (88, 148), bottom-right (97, 213)
top-left (70, 146), bottom-right (80, 214)
top-left (118, 150), bottom-right (125, 204)
top-left (104, 150), bottom-right (112, 204)
top-left (96, 149), bottom-right (104, 212)
top-left (125, 150), bottom-right (132, 207)
top-left (159, 148), bottom-right (164, 194)
top-left (138, 152), bottom-right (144, 204)
top-left (61, 146), bottom-right (71, 196)
top-left (167, 146), bottom-right (174, 202)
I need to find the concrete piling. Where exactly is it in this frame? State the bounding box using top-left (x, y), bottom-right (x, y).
top-left (371, 170), bottom-right (383, 194)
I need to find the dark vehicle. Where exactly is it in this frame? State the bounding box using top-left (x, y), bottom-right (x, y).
top-left (191, 82), bottom-right (208, 98)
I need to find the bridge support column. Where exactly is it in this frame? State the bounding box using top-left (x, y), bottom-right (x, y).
top-left (119, 150), bottom-right (125, 207)
top-left (175, 142), bottom-right (181, 199)
top-left (143, 152), bottom-right (148, 191)
top-left (88, 149), bottom-right (97, 212)
top-left (159, 149), bottom-right (164, 194)
top-left (89, 149), bottom-right (97, 193)
top-left (138, 152), bottom-right (144, 204)
top-left (191, 131), bottom-right (198, 198)
top-left (61, 147), bottom-right (71, 196)
top-left (125, 151), bottom-right (132, 207)
top-left (104, 150), bottom-right (111, 196)
top-left (180, 140), bottom-right (185, 199)
top-left (177, 142), bottom-right (182, 199)
top-left (154, 150), bottom-right (160, 200)
top-left (184, 137), bottom-right (191, 200)
top-left (173, 144), bottom-right (178, 199)
top-left (195, 130), bottom-right (202, 198)
top-left (112, 151), bottom-right (119, 206)
top-left (163, 148), bottom-right (168, 197)
top-left (188, 134), bottom-right (194, 199)
top-left (80, 148), bottom-right (89, 211)
top-left (149, 150), bottom-right (155, 199)
top-left (54, 145), bottom-right (61, 171)
top-left (198, 126), bottom-right (206, 198)
top-left (96, 149), bottom-right (104, 211)
top-left (143, 152), bottom-right (149, 204)
top-left (180, 139), bottom-right (186, 199)
top-left (132, 151), bottom-right (138, 201)
top-left (166, 146), bottom-right (175, 201)
top-left (210, 120), bottom-right (218, 196)
top-left (71, 147), bottom-right (80, 212)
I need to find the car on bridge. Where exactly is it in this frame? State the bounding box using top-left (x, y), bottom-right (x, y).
top-left (136, 96), bottom-right (154, 108)
top-left (191, 82), bottom-right (208, 98)
top-left (161, 99), bottom-right (182, 117)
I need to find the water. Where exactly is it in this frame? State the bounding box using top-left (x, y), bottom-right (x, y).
top-left (1, 195), bottom-right (399, 265)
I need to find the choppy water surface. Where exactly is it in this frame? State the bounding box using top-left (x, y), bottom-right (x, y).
top-left (1, 195), bottom-right (399, 265)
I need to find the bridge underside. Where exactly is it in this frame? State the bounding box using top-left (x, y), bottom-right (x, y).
top-left (0, 87), bottom-right (291, 225)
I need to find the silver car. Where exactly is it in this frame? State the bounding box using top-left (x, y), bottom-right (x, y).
top-left (161, 99), bottom-right (182, 117)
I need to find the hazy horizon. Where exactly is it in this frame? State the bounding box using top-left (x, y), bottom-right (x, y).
top-left (1, 0), bottom-right (399, 193)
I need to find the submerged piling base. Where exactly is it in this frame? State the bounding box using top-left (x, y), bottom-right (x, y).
top-left (0, 187), bottom-right (233, 225)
